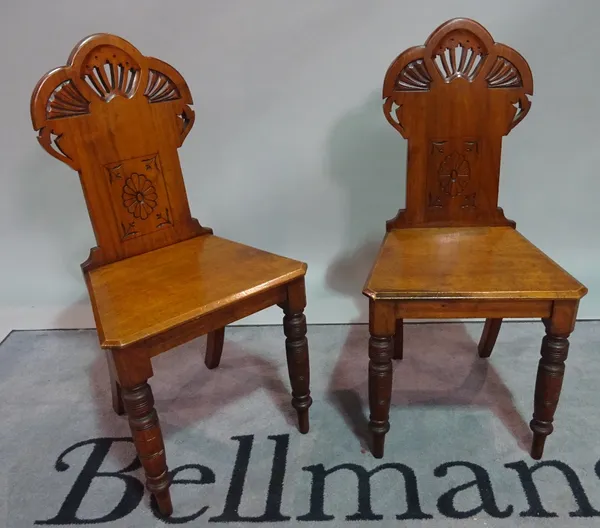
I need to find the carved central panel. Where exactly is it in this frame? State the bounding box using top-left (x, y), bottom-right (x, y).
top-left (428, 139), bottom-right (479, 210)
top-left (105, 154), bottom-right (174, 241)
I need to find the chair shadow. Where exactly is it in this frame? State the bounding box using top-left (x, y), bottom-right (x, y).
top-left (324, 94), bottom-right (532, 453)
top-left (86, 332), bottom-right (297, 461)
top-left (328, 324), bottom-right (532, 452)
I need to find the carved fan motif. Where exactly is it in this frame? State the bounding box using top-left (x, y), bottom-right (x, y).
top-left (432, 31), bottom-right (487, 82)
top-left (381, 19), bottom-right (534, 229)
top-left (486, 57), bottom-right (522, 88)
top-left (145, 70), bottom-right (180, 103)
top-left (81, 45), bottom-right (140, 101)
top-left (46, 81), bottom-right (90, 119)
top-left (395, 59), bottom-right (432, 92)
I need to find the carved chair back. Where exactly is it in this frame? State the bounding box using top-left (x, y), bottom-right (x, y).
top-left (31, 34), bottom-right (210, 271)
top-left (383, 18), bottom-right (533, 230)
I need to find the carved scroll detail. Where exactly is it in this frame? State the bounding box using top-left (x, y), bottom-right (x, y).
top-left (37, 128), bottom-right (72, 165)
top-left (486, 57), bottom-right (522, 88)
top-left (395, 59), bottom-right (431, 92)
top-left (46, 81), bottom-right (90, 119)
top-left (144, 70), bottom-right (181, 103)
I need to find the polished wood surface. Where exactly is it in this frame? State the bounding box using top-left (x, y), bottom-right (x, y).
top-left (364, 227), bottom-right (587, 301)
top-left (31, 34), bottom-right (211, 271)
top-left (382, 17), bottom-right (532, 229)
top-left (30, 34), bottom-right (312, 516)
top-left (365, 18), bottom-right (587, 460)
top-left (88, 235), bottom-right (306, 347)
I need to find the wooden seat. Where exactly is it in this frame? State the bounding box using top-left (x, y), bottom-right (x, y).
top-left (89, 235), bottom-right (306, 348)
top-left (30, 35), bottom-right (311, 517)
top-left (365, 227), bottom-right (585, 302)
top-left (364, 19), bottom-right (587, 459)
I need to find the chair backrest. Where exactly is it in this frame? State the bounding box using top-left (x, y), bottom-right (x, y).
top-left (382, 18), bottom-right (533, 230)
top-left (31, 34), bottom-right (211, 272)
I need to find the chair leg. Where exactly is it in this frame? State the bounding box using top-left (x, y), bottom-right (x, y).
top-left (282, 309), bottom-right (312, 433)
top-left (530, 326), bottom-right (570, 460)
top-left (106, 351), bottom-right (125, 415)
top-left (121, 381), bottom-right (172, 516)
top-left (393, 319), bottom-right (404, 360)
top-left (478, 318), bottom-right (502, 358)
top-left (368, 334), bottom-right (393, 458)
top-left (205, 327), bottom-right (225, 369)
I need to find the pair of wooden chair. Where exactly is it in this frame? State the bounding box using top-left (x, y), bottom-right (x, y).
top-left (31, 19), bottom-right (587, 517)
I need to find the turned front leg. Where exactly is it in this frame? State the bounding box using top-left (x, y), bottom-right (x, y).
top-left (121, 382), bottom-right (172, 516)
top-left (283, 310), bottom-right (312, 433)
top-left (281, 278), bottom-right (312, 433)
top-left (530, 301), bottom-right (578, 459)
top-left (530, 332), bottom-right (569, 459)
top-left (368, 334), bottom-right (393, 458)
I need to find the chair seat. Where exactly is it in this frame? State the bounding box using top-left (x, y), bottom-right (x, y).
top-left (363, 227), bottom-right (587, 301)
top-left (88, 235), bottom-right (306, 348)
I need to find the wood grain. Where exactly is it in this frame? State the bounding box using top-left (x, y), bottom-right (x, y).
top-left (30, 34), bottom-right (312, 516)
top-left (365, 18), bottom-right (587, 461)
top-left (365, 227), bottom-right (587, 301)
top-left (382, 18), bottom-right (532, 229)
top-left (88, 235), bottom-right (306, 348)
top-left (31, 34), bottom-right (211, 272)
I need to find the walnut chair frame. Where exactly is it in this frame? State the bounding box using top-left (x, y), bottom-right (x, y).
top-left (30, 35), bottom-right (312, 516)
top-left (364, 19), bottom-right (587, 459)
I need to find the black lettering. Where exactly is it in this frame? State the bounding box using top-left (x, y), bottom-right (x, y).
top-left (435, 461), bottom-right (512, 519)
top-left (209, 434), bottom-right (291, 522)
top-left (298, 463), bottom-right (432, 521)
top-left (506, 460), bottom-right (600, 517)
top-left (152, 464), bottom-right (216, 523)
top-left (36, 437), bottom-right (144, 525)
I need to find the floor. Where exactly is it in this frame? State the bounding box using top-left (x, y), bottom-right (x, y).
top-left (1, 322), bottom-right (599, 526)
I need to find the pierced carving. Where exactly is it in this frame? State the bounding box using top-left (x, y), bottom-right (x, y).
top-left (122, 173), bottom-right (158, 220)
top-left (395, 59), bottom-right (431, 92)
top-left (82, 45), bottom-right (140, 101)
top-left (145, 70), bottom-right (181, 103)
top-left (37, 128), bottom-right (71, 162)
top-left (486, 57), bottom-right (522, 88)
top-left (46, 80), bottom-right (90, 119)
top-left (432, 31), bottom-right (487, 82)
top-left (438, 151), bottom-right (470, 196)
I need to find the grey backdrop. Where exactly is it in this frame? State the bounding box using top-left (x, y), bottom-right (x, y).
top-left (1, 0), bottom-right (598, 331)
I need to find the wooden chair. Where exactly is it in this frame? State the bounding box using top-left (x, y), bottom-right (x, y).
top-left (364, 19), bottom-right (587, 459)
top-left (30, 35), bottom-right (312, 516)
